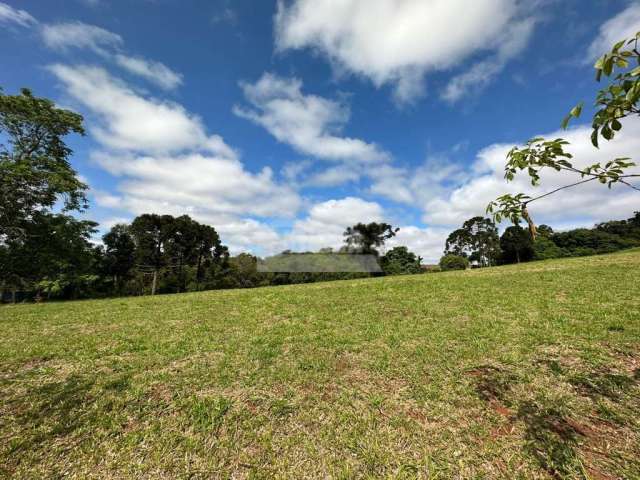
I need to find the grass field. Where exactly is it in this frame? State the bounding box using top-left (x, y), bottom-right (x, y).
top-left (1, 250), bottom-right (640, 479)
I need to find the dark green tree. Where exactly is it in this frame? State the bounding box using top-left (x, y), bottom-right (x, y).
top-left (444, 216), bottom-right (500, 267)
top-left (500, 226), bottom-right (534, 264)
top-left (380, 246), bottom-right (422, 275)
top-left (439, 254), bottom-right (469, 271)
top-left (0, 88), bottom-right (87, 238)
top-left (130, 214), bottom-right (173, 295)
top-left (343, 222), bottom-right (399, 255)
top-left (102, 224), bottom-right (136, 293)
top-left (0, 212), bottom-right (98, 302)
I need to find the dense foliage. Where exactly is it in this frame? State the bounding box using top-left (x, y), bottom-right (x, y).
top-left (439, 254), bottom-right (469, 271)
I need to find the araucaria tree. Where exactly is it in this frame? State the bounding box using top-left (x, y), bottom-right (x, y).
top-left (487, 32), bottom-right (640, 239)
top-left (343, 222), bottom-right (399, 256)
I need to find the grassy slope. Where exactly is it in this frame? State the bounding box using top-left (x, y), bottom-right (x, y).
top-left (1, 251), bottom-right (640, 479)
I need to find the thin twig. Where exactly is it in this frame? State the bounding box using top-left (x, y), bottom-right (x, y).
top-left (619, 179), bottom-right (640, 192)
top-left (524, 177), bottom-right (598, 205)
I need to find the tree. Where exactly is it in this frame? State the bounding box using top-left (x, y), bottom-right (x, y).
top-left (0, 88), bottom-right (87, 238)
top-left (500, 226), bottom-right (534, 264)
top-left (444, 216), bottom-right (500, 267)
top-left (102, 224), bottom-right (136, 293)
top-left (487, 32), bottom-right (640, 239)
top-left (0, 212), bottom-right (98, 302)
top-left (380, 246), bottom-right (422, 275)
top-left (130, 214), bottom-right (173, 295)
top-left (193, 223), bottom-right (228, 289)
top-left (439, 254), bottom-right (469, 271)
top-left (343, 222), bottom-right (399, 255)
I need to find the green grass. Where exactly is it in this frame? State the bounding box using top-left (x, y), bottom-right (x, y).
top-left (1, 250), bottom-right (640, 479)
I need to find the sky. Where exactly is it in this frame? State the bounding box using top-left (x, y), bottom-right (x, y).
top-left (1, 0), bottom-right (640, 262)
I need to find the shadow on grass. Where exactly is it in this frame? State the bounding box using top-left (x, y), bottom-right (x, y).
top-left (4, 374), bottom-right (96, 457)
top-left (469, 359), bottom-right (639, 479)
top-left (516, 402), bottom-right (583, 478)
top-left (567, 370), bottom-right (635, 401)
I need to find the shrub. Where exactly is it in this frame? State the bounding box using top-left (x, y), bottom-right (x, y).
top-left (439, 254), bottom-right (469, 271)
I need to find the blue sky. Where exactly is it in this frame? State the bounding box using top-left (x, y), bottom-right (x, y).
top-left (2, 0), bottom-right (640, 261)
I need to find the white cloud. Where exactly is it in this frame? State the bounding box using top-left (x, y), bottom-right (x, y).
top-left (369, 156), bottom-right (467, 205)
top-left (442, 19), bottom-right (536, 103)
top-left (422, 119), bottom-right (640, 228)
top-left (287, 197), bottom-right (384, 251)
top-left (50, 65), bottom-right (302, 256)
top-left (275, 0), bottom-right (534, 103)
top-left (41, 22), bottom-right (182, 90)
top-left (114, 54), bottom-right (183, 90)
top-left (387, 226), bottom-right (450, 264)
top-left (285, 196), bottom-right (448, 262)
top-left (587, 3), bottom-right (640, 61)
top-left (49, 65), bottom-right (222, 154)
top-left (92, 151), bottom-right (300, 219)
top-left (234, 73), bottom-right (390, 165)
top-left (41, 22), bottom-right (123, 54)
top-left (0, 2), bottom-right (37, 27)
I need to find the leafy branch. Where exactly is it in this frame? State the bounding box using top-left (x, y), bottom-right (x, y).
top-left (487, 31), bottom-right (640, 239)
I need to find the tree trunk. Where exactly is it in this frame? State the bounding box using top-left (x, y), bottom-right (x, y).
top-left (151, 270), bottom-right (158, 295)
top-left (516, 251), bottom-right (521, 264)
top-left (196, 253), bottom-right (203, 290)
top-left (11, 288), bottom-right (16, 304)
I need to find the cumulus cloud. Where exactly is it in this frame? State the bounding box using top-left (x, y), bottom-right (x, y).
top-left (285, 196), bottom-right (449, 262)
top-left (0, 2), bottom-right (37, 27)
top-left (50, 65), bottom-right (301, 254)
top-left (275, 0), bottom-right (535, 103)
top-left (49, 65), bottom-right (218, 153)
top-left (442, 18), bottom-right (536, 103)
top-left (369, 156), bottom-right (468, 205)
top-left (423, 120), bottom-right (640, 228)
top-left (235, 73), bottom-right (390, 165)
top-left (92, 151), bottom-right (300, 219)
top-left (286, 197), bottom-right (384, 251)
top-left (41, 22), bottom-right (182, 90)
top-left (587, 3), bottom-right (640, 61)
top-left (387, 226), bottom-right (450, 264)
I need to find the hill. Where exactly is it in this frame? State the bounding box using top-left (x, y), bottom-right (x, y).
top-left (1, 250), bottom-right (640, 479)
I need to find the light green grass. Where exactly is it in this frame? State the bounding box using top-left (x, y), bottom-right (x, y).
top-left (1, 250), bottom-right (640, 479)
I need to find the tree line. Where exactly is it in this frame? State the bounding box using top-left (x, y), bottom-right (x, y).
top-left (438, 213), bottom-right (640, 271)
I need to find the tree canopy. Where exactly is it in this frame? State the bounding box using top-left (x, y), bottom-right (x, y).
top-left (0, 88), bottom-right (87, 239)
top-left (343, 222), bottom-right (399, 256)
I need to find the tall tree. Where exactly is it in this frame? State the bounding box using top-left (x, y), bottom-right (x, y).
top-left (500, 226), bottom-right (534, 264)
top-left (102, 224), bottom-right (136, 293)
top-left (130, 214), bottom-right (173, 295)
top-left (0, 88), bottom-right (87, 238)
top-left (445, 216), bottom-right (500, 267)
top-left (343, 222), bottom-right (399, 256)
top-left (488, 32), bottom-right (640, 239)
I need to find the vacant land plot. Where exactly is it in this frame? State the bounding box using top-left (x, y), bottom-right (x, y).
top-left (1, 250), bottom-right (639, 479)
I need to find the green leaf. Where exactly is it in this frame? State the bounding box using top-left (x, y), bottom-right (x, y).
top-left (591, 129), bottom-right (599, 148)
top-left (611, 118), bottom-right (622, 131)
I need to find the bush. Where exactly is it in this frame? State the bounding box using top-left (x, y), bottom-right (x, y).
top-left (439, 254), bottom-right (469, 271)
top-left (381, 246), bottom-right (423, 275)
